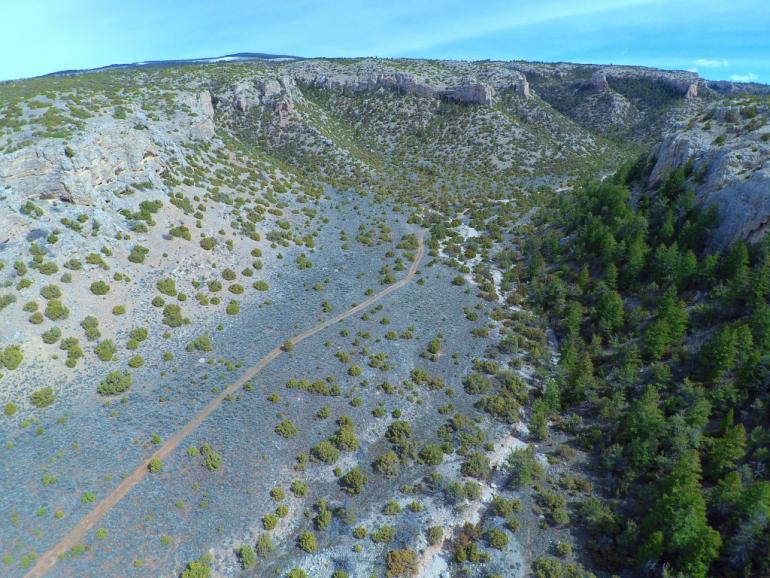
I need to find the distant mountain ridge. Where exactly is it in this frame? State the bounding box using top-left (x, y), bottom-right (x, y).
top-left (41, 52), bottom-right (303, 77)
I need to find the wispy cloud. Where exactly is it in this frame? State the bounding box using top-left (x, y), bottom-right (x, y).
top-left (730, 72), bottom-right (759, 82)
top-left (694, 58), bottom-right (729, 68)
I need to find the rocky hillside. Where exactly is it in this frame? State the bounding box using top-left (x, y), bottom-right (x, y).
top-left (1, 56), bottom-right (769, 578)
top-left (647, 95), bottom-right (770, 249)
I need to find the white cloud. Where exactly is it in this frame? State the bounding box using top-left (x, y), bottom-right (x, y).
top-left (730, 72), bottom-right (759, 83)
top-left (694, 58), bottom-right (729, 68)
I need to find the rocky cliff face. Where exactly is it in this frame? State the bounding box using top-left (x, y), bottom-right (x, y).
top-left (0, 90), bottom-right (215, 207)
top-left (2, 57), bottom-right (768, 250)
top-left (287, 59), bottom-right (530, 104)
top-left (649, 101), bottom-right (770, 249)
top-left (213, 59), bottom-right (526, 118)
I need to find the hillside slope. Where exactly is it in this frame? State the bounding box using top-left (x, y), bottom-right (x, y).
top-left (0, 57), bottom-right (769, 578)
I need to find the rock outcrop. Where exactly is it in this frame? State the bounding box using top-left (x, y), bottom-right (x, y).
top-left (649, 103), bottom-right (770, 249)
top-left (0, 123), bottom-right (164, 206)
top-left (295, 69), bottom-right (497, 105)
top-left (0, 91), bottom-right (214, 207)
top-left (590, 71), bottom-right (610, 92)
top-left (439, 83), bottom-right (494, 105)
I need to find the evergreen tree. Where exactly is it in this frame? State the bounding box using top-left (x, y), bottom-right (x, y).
top-left (596, 288), bottom-right (625, 335)
top-left (698, 325), bottom-right (738, 384)
top-left (638, 452), bottom-right (721, 578)
top-left (617, 386), bottom-right (665, 473)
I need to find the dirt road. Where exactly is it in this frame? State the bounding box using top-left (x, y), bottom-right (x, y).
top-left (27, 232), bottom-right (424, 578)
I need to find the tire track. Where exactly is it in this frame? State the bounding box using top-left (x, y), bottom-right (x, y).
top-left (27, 232), bottom-right (424, 577)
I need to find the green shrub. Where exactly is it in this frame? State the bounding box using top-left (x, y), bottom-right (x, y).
top-left (85, 253), bottom-right (109, 269)
top-left (555, 541), bottom-right (573, 558)
top-left (97, 371), bottom-right (132, 396)
top-left (426, 526), bottom-right (444, 546)
top-left (163, 303), bottom-right (184, 327)
top-left (348, 365), bottom-right (362, 376)
top-left (262, 514), bottom-right (278, 530)
top-left (340, 467), bottom-right (368, 495)
top-left (30, 387), bottom-right (55, 408)
top-left (0, 294), bottom-right (16, 311)
top-left (371, 525), bottom-right (395, 543)
top-left (148, 457), bottom-right (163, 473)
top-left (95, 339), bottom-right (117, 361)
top-left (89, 281), bottom-right (110, 295)
top-left (275, 419), bottom-right (298, 438)
top-left (180, 555), bottom-right (212, 578)
top-left (80, 316), bottom-right (100, 340)
top-left (418, 444), bottom-right (444, 466)
top-left (491, 496), bottom-right (521, 518)
top-left (330, 424), bottom-right (359, 451)
top-left (42, 327), bottom-right (62, 344)
top-left (156, 278), bottom-right (177, 296)
top-left (169, 225), bottom-right (192, 240)
top-left (225, 300), bottom-right (240, 315)
top-left (40, 284), bottom-right (61, 300)
top-left (296, 530), bottom-right (317, 553)
top-left (128, 245), bottom-right (149, 263)
top-left (461, 451), bottom-right (491, 479)
top-left (270, 487), bottom-right (285, 500)
top-left (45, 299), bottom-right (69, 320)
top-left (373, 450), bottom-right (401, 477)
top-left (383, 500), bottom-right (402, 515)
top-left (200, 443), bottom-right (222, 471)
top-left (487, 528), bottom-right (509, 550)
top-left (290, 479), bottom-right (308, 497)
top-left (59, 337), bottom-right (83, 367)
top-left (506, 446), bottom-right (543, 488)
top-left (311, 440), bottom-right (340, 464)
top-left (295, 254), bottom-right (313, 269)
top-left (235, 544), bottom-right (256, 569)
top-left (38, 261), bottom-right (59, 275)
top-left (4, 403), bottom-right (18, 416)
top-left (256, 533), bottom-right (274, 558)
top-left (386, 548), bottom-right (418, 576)
top-left (186, 335), bottom-right (212, 352)
top-left (0, 345), bottom-right (23, 370)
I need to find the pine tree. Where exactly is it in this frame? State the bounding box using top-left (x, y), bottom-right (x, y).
top-left (704, 423), bottom-right (746, 480)
top-left (698, 325), bottom-right (738, 383)
top-left (596, 288), bottom-right (625, 335)
top-left (618, 386), bottom-right (665, 472)
top-left (638, 452), bottom-right (721, 578)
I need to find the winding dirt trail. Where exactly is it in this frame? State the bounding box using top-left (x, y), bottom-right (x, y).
top-left (27, 233), bottom-right (424, 578)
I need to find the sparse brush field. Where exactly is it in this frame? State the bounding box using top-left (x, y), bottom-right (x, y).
top-left (1, 57), bottom-right (768, 578)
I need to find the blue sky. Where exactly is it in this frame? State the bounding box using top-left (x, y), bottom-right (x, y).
top-left (1, 0), bottom-right (767, 83)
